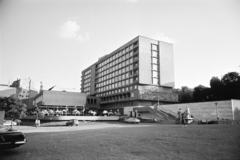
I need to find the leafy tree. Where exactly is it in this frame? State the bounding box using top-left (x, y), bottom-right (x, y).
top-left (0, 95), bottom-right (27, 120)
top-left (210, 76), bottom-right (223, 100)
top-left (193, 85), bottom-right (212, 102)
top-left (173, 86), bottom-right (194, 103)
top-left (221, 72), bottom-right (240, 99)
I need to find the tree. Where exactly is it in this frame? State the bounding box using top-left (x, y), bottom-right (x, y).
top-left (210, 76), bottom-right (223, 100)
top-left (193, 85), bottom-right (212, 102)
top-left (0, 95), bottom-right (27, 124)
top-left (173, 86), bottom-right (194, 103)
top-left (221, 72), bottom-right (240, 99)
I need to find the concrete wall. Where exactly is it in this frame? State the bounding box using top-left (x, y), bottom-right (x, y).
top-left (159, 100), bottom-right (234, 121)
top-left (90, 65), bottom-right (96, 95)
top-left (0, 111), bottom-right (5, 125)
top-left (42, 90), bottom-right (87, 106)
top-left (159, 41), bottom-right (174, 88)
top-left (232, 99), bottom-right (240, 120)
top-left (138, 36), bottom-right (152, 85)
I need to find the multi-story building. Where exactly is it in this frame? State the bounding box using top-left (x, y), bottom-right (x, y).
top-left (81, 36), bottom-right (178, 111)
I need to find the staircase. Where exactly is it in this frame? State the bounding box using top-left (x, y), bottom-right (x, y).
top-left (133, 106), bottom-right (168, 121)
top-left (133, 104), bottom-right (178, 123)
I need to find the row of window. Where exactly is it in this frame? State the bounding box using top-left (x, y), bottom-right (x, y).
top-left (96, 53), bottom-right (138, 76)
top-left (83, 87), bottom-right (90, 92)
top-left (151, 44), bottom-right (159, 85)
top-left (96, 85), bottom-right (138, 97)
top-left (101, 92), bottom-right (134, 102)
top-left (96, 64), bottom-right (138, 83)
top-left (96, 77), bottom-right (137, 93)
top-left (84, 69), bottom-right (91, 75)
top-left (96, 71), bottom-right (139, 88)
top-left (97, 42), bottom-right (137, 68)
top-left (101, 101), bottom-right (134, 108)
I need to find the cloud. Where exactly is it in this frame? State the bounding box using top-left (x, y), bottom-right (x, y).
top-left (154, 32), bottom-right (176, 44)
top-left (58, 20), bottom-right (90, 42)
top-left (59, 20), bottom-right (80, 39)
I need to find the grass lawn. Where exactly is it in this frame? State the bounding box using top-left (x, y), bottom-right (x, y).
top-left (1, 123), bottom-right (240, 160)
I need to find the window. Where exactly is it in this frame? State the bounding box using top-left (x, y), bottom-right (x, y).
top-left (126, 59), bottom-right (129, 65)
top-left (152, 71), bottom-right (158, 77)
top-left (152, 44), bottom-right (158, 51)
top-left (126, 53), bottom-right (129, 59)
top-left (152, 64), bottom-right (158, 70)
top-left (152, 57), bottom-right (158, 64)
top-left (122, 74), bottom-right (125, 79)
top-left (152, 51), bottom-right (158, 57)
top-left (122, 55), bottom-right (125, 61)
top-left (122, 68), bottom-right (125, 73)
top-left (134, 85), bottom-right (138, 89)
top-left (130, 64), bottom-right (133, 70)
top-left (129, 78), bottom-right (133, 84)
top-left (131, 93), bottom-right (134, 97)
top-left (152, 78), bottom-right (158, 84)
top-left (126, 79), bottom-right (129, 85)
top-left (126, 66), bottom-right (129, 72)
top-left (130, 51), bottom-right (133, 57)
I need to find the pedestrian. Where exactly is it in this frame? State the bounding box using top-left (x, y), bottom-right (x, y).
top-left (177, 108), bottom-right (183, 124)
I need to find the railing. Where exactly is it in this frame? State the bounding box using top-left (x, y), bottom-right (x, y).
top-left (153, 103), bottom-right (178, 118)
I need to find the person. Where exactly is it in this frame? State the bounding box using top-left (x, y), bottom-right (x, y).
top-left (153, 117), bottom-right (157, 123)
top-left (35, 119), bottom-right (39, 128)
top-left (177, 108), bottom-right (183, 124)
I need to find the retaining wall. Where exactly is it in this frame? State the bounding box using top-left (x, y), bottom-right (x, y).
top-left (159, 100), bottom-right (235, 121)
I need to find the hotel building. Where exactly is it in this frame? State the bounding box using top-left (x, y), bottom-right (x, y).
top-left (81, 36), bottom-right (178, 111)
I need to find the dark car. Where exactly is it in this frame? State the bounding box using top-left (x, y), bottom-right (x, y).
top-left (0, 127), bottom-right (27, 150)
top-left (66, 119), bottom-right (79, 126)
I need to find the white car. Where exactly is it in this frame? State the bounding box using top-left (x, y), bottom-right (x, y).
top-left (3, 120), bottom-right (17, 126)
top-left (124, 117), bottom-right (140, 124)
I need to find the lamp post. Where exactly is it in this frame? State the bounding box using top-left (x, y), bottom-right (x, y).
top-left (215, 103), bottom-right (219, 121)
top-left (158, 86), bottom-right (160, 107)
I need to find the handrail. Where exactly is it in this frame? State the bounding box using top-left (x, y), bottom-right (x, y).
top-left (152, 103), bottom-right (178, 118)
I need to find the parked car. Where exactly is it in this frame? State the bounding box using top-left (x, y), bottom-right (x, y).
top-left (0, 127), bottom-right (27, 150)
top-left (124, 117), bottom-right (140, 124)
top-left (66, 119), bottom-right (79, 126)
top-left (3, 120), bottom-right (17, 126)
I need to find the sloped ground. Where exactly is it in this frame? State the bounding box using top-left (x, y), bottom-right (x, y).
top-left (1, 123), bottom-right (240, 160)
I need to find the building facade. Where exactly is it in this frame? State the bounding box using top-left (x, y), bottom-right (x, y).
top-left (32, 90), bottom-right (87, 112)
top-left (81, 36), bottom-right (178, 110)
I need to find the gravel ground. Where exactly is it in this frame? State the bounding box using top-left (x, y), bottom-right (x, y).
top-left (1, 122), bottom-right (240, 160)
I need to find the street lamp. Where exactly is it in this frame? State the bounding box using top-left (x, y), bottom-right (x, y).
top-left (215, 103), bottom-right (219, 121)
top-left (158, 86), bottom-right (160, 107)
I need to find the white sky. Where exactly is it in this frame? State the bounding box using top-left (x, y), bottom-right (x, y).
top-left (0, 0), bottom-right (240, 90)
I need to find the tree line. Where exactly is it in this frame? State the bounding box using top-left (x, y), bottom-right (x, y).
top-left (173, 72), bottom-right (240, 103)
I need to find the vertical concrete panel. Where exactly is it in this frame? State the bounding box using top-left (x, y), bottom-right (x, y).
top-left (159, 100), bottom-right (233, 121)
top-left (0, 111), bottom-right (5, 125)
top-left (159, 41), bottom-right (175, 87)
top-left (232, 99), bottom-right (240, 120)
top-left (90, 65), bottom-right (96, 95)
top-left (138, 37), bottom-right (152, 84)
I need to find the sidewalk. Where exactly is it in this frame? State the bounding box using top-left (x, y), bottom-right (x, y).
top-left (7, 122), bottom-right (152, 133)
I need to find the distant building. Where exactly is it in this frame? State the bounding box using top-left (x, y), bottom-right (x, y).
top-left (0, 85), bottom-right (16, 98)
top-left (81, 36), bottom-right (178, 111)
top-left (32, 90), bottom-right (87, 113)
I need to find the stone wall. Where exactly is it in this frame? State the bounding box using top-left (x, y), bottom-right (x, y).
top-left (232, 99), bottom-right (240, 120)
top-left (0, 111), bottom-right (5, 125)
top-left (159, 100), bottom-right (234, 121)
